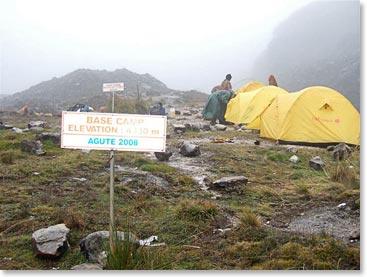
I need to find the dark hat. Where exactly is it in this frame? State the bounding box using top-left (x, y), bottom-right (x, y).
top-left (226, 74), bottom-right (232, 80)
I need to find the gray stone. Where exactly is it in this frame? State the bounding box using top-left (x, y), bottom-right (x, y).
top-left (29, 126), bottom-right (44, 132)
top-left (209, 176), bottom-right (248, 191)
top-left (154, 150), bottom-right (173, 161)
top-left (0, 124), bottom-right (14, 130)
top-left (201, 123), bottom-right (211, 131)
top-left (182, 111), bottom-right (192, 116)
top-left (32, 224), bottom-right (70, 258)
top-left (36, 132), bottom-right (61, 145)
top-left (20, 140), bottom-right (45, 155)
top-left (349, 229), bottom-right (360, 240)
top-left (332, 143), bottom-right (352, 160)
top-left (12, 127), bottom-right (23, 133)
top-left (309, 156), bottom-right (325, 170)
top-left (287, 146), bottom-right (298, 153)
top-left (184, 123), bottom-right (201, 132)
top-left (179, 142), bottom-right (200, 157)
top-left (215, 124), bottom-right (227, 131)
top-left (172, 124), bottom-right (186, 133)
top-left (289, 155), bottom-right (300, 163)
top-left (28, 121), bottom-right (49, 129)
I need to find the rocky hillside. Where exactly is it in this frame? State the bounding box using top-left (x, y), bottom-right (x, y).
top-left (251, 1), bottom-right (360, 110)
top-left (0, 68), bottom-right (208, 113)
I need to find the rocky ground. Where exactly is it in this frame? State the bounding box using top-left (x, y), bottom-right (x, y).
top-left (149, 107), bottom-right (360, 246)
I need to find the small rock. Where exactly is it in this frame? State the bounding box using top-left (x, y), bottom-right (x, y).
top-left (182, 111), bottom-right (192, 116)
top-left (154, 150), bottom-right (173, 161)
top-left (172, 124), bottom-right (186, 133)
top-left (215, 124), bottom-right (227, 131)
top-left (28, 121), bottom-right (49, 129)
top-left (309, 156), bottom-right (325, 170)
top-left (287, 146), bottom-right (298, 153)
top-left (12, 127), bottom-right (23, 133)
top-left (349, 229), bottom-right (360, 240)
top-left (289, 155), bottom-right (299, 163)
top-left (201, 123), bottom-right (211, 131)
top-left (332, 143), bottom-right (352, 160)
top-left (209, 176), bottom-right (248, 191)
top-left (179, 142), bottom-right (200, 157)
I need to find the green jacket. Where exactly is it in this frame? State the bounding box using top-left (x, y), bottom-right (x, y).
top-left (202, 90), bottom-right (234, 123)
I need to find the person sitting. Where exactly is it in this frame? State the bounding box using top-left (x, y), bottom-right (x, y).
top-left (211, 74), bottom-right (232, 93)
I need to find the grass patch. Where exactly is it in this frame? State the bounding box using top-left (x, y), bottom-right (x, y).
top-left (0, 114), bottom-right (360, 270)
top-left (175, 199), bottom-right (218, 222)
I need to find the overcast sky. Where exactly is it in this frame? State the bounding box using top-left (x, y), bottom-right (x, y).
top-left (0, 0), bottom-right (355, 95)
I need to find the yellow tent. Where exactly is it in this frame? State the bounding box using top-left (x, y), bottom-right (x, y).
top-left (258, 86), bottom-right (360, 145)
top-left (225, 85), bottom-right (288, 127)
top-left (235, 81), bottom-right (266, 94)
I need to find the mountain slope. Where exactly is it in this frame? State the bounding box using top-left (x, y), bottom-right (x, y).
top-left (251, 1), bottom-right (360, 110)
top-left (0, 68), bottom-right (208, 113)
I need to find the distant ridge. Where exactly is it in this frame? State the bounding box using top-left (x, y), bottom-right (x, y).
top-left (0, 68), bottom-right (208, 113)
top-left (251, 1), bottom-right (360, 110)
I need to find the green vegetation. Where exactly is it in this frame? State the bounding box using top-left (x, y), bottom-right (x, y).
top-left (0, 114), bottom-right (360, 270)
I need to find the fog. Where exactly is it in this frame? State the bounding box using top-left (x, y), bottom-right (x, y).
top-left (1, 0), bottom-right (325, 95)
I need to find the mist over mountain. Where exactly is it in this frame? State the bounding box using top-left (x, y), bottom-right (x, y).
top-left (0, 68), bottom-right (208, 113)
top-left (251, 1), bottom-right (360, 110)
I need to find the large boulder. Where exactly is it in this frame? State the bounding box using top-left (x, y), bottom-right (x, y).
top-left (36, 132), bottom-right (61, 145)
top-left (32, 224), bottom-right (70, 258)
top-left (20, 140), bottom-right (46, 156)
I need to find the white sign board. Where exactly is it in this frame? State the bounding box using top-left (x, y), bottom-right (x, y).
top-left (61, 112), bottom-right (166, 152)
top-left (103, 82), bottom-right (125, 92)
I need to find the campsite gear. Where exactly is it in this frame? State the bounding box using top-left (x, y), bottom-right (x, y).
top-left (168, 108), bottom-right (176, 118)
top-left (235, 81), bottom-right (266, 94)
top-left (202, 90), bottom-right (234, 125)
top-left (211, 138), bottom-right (234, 143)
top-left (67, 104), bottom-right (94, 112)
top-left (149, 103), bottom-right (166, 115)
top-left (256, 86), bottom-right (360, 146)
top-left (225, 86), bottom-right (288, 127)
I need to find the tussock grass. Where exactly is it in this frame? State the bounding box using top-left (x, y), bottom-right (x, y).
top-left (331, 159), bottom-right (359, 187)
top-left (175, 199), bottom-right (218, 222)
top-left (1, 150), bottom-right (16, 164)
